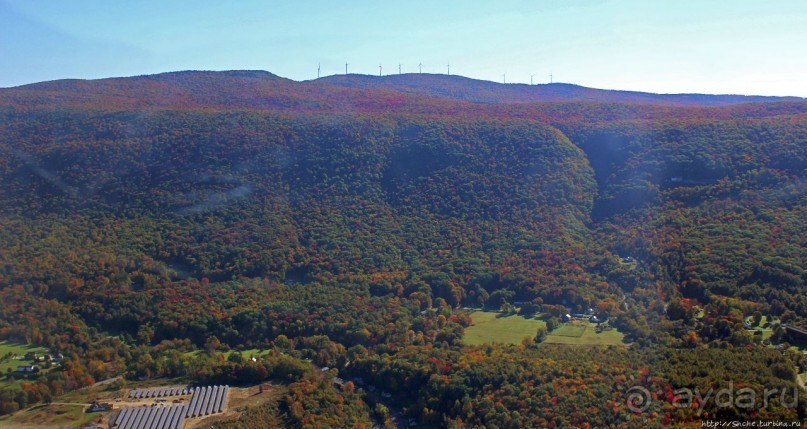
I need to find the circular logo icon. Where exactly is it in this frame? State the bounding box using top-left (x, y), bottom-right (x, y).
top-left (626, 386), bottom-right (652, 413)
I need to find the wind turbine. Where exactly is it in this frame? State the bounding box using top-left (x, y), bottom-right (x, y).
top-left (502, 73), bottom-right (506, 84)
top-left (379, 64), bottom-right (382, 76)
top-left (549, 73), bottom-right (553, 84)
top-left (418, 63), bottom-right (422, 74)
top-left (345, 63), bottom-right (349, 75)
top-left (530, 74), bottom-right (534, 85)
top-left (399, 64), bottom-right (402, 75)
top-left (317, 63), bottom-right (321, 79)
top-left (447, 62), bottom-right (450, 75)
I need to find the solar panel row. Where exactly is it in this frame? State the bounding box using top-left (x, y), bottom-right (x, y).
top-left (214, 386), bottom-right (228, 413)
top-left (127, 386), bottom-right (189, 399)
top-left (172, 404), bottom-right (187, 429)
top-left (184, 385), bottom-right (229, 418)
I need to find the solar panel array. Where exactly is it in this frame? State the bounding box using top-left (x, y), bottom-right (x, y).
top-left (185, 385), bottom-right (229, 417)
top-left (111, 404), bottom-right (186, 429)
top-left (112, 385), bottom-right (228, 428)
top-left (128, 386), bottom-right (189, 399)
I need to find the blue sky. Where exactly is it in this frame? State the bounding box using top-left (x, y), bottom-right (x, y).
top-left (2, 0), bottom-right (806, 96)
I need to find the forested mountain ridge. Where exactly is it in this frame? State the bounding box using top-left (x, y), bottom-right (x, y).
top-left (313, 72), bottom-right (804, 106)
top-left (3, 70), bottom-right (803, 109)
top-left (0, 71), bottom-right (805, 427)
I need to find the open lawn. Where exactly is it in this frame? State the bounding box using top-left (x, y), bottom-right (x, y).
top-left (0, 341), bottom-right (48, 375)
top-left (550, 324), bottom-right (587, 337)
top-left (464, 311), bottom-right (546, 345)
top-left (0, 403), bottom-right (102, 428)
top-left (544, 321), bottom-right (627, 346)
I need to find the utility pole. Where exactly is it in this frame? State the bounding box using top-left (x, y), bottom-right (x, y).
top-left (379, 64), bottom-right (382, 76)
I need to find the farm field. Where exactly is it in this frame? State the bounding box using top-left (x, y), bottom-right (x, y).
top-left (543, 321), bottom-right (626, 346)
top-left (464, 311), bottom-right (546, 345)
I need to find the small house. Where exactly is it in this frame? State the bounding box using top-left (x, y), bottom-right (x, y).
top-left (87, 402), bottom-right (112, 412)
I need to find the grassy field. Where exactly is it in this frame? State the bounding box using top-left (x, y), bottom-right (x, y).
top-left (0, 403), bottom-right (102, 428)
top-left (464, 311), bottom-right (546, 345)
top-left (225, 348), bottom-right (272, 359)
top-left (464, 312), bottom-right (628, 346)
top-left (549, 324), bottom-right (587, 337)
top-left (543, 321), bottom-right (627, 346)
top-left (0, 341), bottom-right (48, 374)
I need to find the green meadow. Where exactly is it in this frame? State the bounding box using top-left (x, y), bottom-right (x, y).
top-left (543, 321), bottom-right (626, 346)
top-left (464, 311), bottom-right (546, 345)
top-left (464, 312), bottom-right (627, 346)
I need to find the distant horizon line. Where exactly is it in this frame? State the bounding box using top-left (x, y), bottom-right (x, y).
top-left (2, 69), bottom-right (804, 100)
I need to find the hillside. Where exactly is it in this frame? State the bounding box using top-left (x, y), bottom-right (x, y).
top-left (0, 71), bottom-right (805, 426)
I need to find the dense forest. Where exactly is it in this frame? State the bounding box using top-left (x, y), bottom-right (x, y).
top-left (0, 71), bottom-right (805, 427)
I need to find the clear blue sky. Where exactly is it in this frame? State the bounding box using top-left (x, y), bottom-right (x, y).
top-left (2, 0), bottom-right (806, 96)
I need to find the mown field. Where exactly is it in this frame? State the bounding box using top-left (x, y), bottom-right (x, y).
top-left (543, 321), bottom-right (626, 346)
top-left (463, 311), bottom-right (546, 345)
